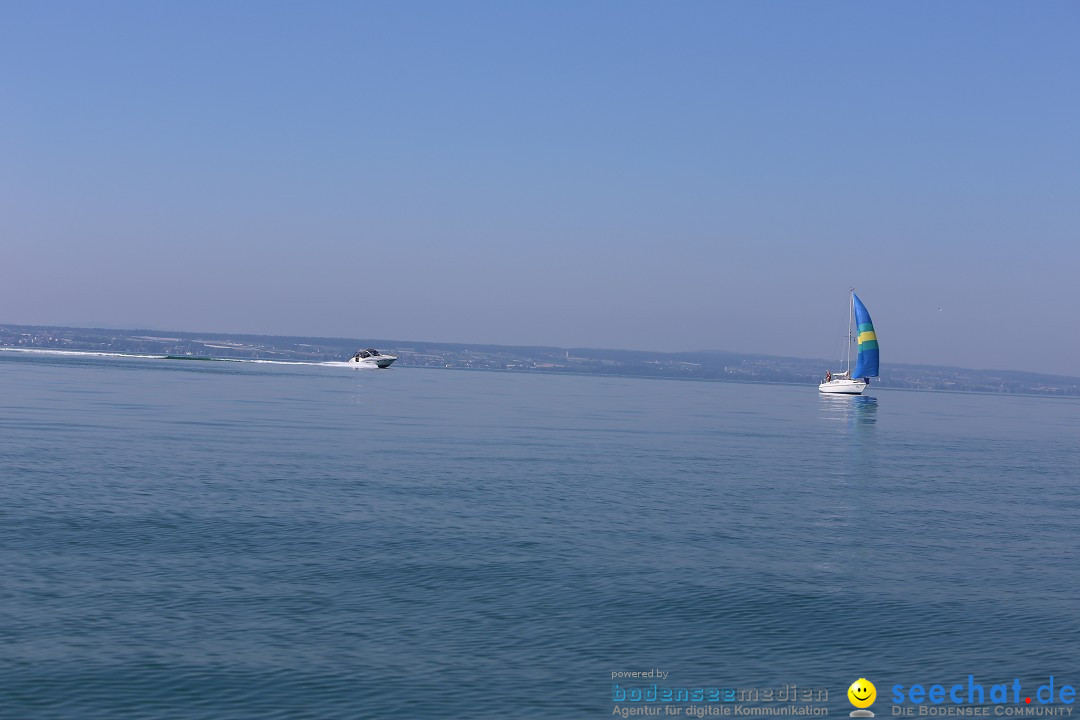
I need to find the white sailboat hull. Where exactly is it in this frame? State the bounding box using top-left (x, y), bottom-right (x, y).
top-left (818, 378), bottom-right (868, 394)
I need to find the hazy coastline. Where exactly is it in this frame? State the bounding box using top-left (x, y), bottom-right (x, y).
top-left (4, 323), bottom-right (1078, 398)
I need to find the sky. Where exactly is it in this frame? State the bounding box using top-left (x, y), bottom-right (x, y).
top-left (2, 2), bottom-right (1078, 375)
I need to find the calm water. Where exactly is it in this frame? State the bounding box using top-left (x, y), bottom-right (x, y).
top-left (1, 352), bottom-right (1078, 719)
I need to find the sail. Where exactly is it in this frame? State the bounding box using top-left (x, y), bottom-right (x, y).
top-left (850, 292), bottom-right (879, 378)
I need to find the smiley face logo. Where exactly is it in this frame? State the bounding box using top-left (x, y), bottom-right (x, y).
top-left (848, 678), bottom-right (876, 709)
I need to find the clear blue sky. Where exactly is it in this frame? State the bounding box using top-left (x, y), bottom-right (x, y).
top-left (2, 2), bottom-right (1077, 374)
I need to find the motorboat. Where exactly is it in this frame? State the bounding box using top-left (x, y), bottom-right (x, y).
top-left (349, 348), bottom-right (397, 368)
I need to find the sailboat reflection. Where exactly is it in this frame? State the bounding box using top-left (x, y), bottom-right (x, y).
top-left (819, 393), bottom-right (878, 427)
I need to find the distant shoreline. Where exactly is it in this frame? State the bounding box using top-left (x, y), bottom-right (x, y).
top-left (2, 323), bottom-right (1078, 398)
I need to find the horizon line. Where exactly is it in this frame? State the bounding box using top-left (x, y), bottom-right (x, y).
top-left (2, 321), bottom-right (1079, 384)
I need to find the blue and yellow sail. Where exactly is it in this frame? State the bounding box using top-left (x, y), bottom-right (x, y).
top-left (850, 292), bottom-right (879, 379)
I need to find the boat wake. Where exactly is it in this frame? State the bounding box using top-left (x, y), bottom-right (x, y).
top-left (319, 361), bottom-right (380, 369)
top-left (1, 348), bottom-right (385, 369)
top-left (0, 347), bottom-right (165, 360)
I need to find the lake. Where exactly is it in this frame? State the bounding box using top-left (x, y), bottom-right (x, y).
top-left (1, 351), bottom-right (1078, 719)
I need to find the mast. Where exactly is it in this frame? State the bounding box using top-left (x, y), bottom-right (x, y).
top-left (847, 287), bottom-right (854, 375)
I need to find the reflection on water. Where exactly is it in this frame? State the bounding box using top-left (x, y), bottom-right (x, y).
top-left (818, 393), bottom-right (878, 426)
top-left (850, 394), bottom-right (878, 425)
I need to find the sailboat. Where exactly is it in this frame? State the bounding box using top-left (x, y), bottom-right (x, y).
top-left (819, 290), bottom-right (879, 395)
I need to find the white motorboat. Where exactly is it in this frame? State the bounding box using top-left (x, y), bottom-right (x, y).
top-left (349, 348), bottom-right (397, 368)
top-left (819, 290), bottom-right (879, 395)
